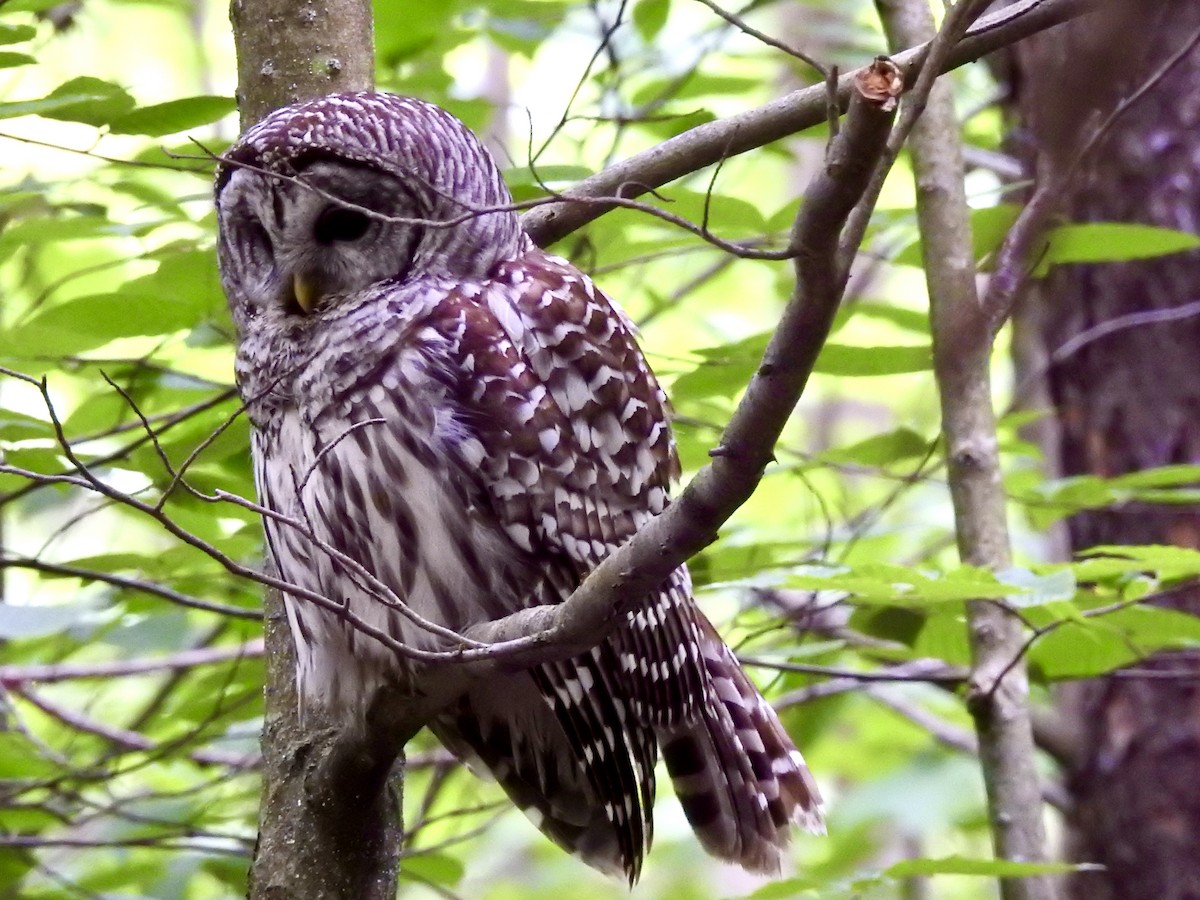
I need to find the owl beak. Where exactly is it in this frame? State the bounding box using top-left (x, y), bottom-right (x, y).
top-left (291, 274), bottom-right (319, 314)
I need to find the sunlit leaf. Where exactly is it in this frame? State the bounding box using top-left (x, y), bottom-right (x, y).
top-left (886, 856), bottom-right (1096, 877)
top-left (399, 852), bottom-right (466, 887)
top-left (818, 428), bottom-right (933, 467)
top-left (632, 0), bottom-right (670, 41)
top-left (0, 51), bottom-right (34, 68)
top-left (996, 566), bottom-right (1076, 607)
top-left (109, 95), bottom-right (236, 136)
top-left (0, 91), bottom-right (117, 120)
top-left (0, 23), bottom-right (37, 44)
top-left (815, 343), bottom-right (932, 376)
top-left (39, 76), bottom-right (136, 125)
top-left (1040, 222), bottom-right (1200, 270)
top-left (893, 203), bottom-right (1022, 267)
top-left (0, 733), bottom-right (60, 779)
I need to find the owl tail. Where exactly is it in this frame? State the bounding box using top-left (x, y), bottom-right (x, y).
top-left (657, 622), bottom-right (824, 874)
top-left (429, 657), bottom-right (654, 884)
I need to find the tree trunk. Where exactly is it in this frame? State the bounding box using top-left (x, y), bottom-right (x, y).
top-left (226, 3), bottom-right (399, 898)
top-left (1012, 5), bottom-right (1200, 898)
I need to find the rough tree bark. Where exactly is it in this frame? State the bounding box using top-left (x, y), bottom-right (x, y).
top-left (1011, 3), bottom-right (1200, 898)
top-left (228, 3), bottom-right (396, 899)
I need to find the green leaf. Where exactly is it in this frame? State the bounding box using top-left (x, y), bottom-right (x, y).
top-left (853, 301), bottom-right (931, 335)
top-left (109, 95), bottom-right (236, 136)
top-left (818, 428), bottom-right (932, 468)
top-left (0, 51), bottom-right (34, 68)
top-left (399, 853), bottom-right (465, 886)
top-left (1074, 544), bottom-right (1200, 582)
top-left (40, 76), bottom-right (136, 126)
top-left (0, 732), bottom-right (60, 779)
top-left (633, 0), bottom-right (670, 41)
top-left (670, 330), bottom-right (766, 401)
top-left (641, 188), bottom-right (767, 237)
top-left (0, 850), bottom-right (34, 899)
top-left (893, 203), bottom-right (1021, 267)
top-left (996, 566), bottom-right (1077, 608)
top-left (691, 539), bottom-right (806, 586)
top-left (0, 91), bottom-right (118, 120)
top-left (0, 249), bottom-right (223, 355)
top-left (672, 334), bottom-right (931, 403)
top-left (0, 408), bottom-right (51, 440)
top-left (886, 856), bottom-right (1096, 877)
top-left (2, 294), bottom-right (201, 356)
top-left (814, 343), bottom-right (932, 376)
top-left (0, 214), bottom-right (118, 257)
top-left (787, 563), bottom-right (1014, 606)
top-left (1029, 604), bottom-right (1200, 680)
top-left (632, 73), bottom-right (761, 108)
top-left (0, 0), bottom-right (65, 11)
top-left (748, 877), bottom-right (820, 898)
top-left (0, 23), bottom-right (37, 44)
top-left (1040, 222), bottom-right (1200, 270)
top-left (634, 105), bottom-right (717, 140)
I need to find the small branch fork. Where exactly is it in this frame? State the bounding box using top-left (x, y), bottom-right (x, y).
top-left (521, 0), bottom-right (1104, 247)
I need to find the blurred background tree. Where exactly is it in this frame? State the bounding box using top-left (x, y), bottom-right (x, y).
top-left (1, 0), bottom-right (1196, 898)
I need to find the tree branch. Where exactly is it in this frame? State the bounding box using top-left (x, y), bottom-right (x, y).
top-left (877, 2), bottom-right (1053, 898)
top-left (12, 686), bottom-right (259, 771)
top-left (0, 640), bottom-right (264, 685)
top-left (349, 56), bottom-right (903, 774)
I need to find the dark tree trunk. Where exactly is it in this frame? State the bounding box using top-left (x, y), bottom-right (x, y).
top-left (1012, 4), bottom-right (1200, 898)
top-left (226, 3), bottom-right (402, 898)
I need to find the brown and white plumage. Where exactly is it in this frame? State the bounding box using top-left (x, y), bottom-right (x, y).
top-left (215, 92), bottom-right (822, 881)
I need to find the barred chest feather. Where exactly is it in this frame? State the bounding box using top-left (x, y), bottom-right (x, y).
top-left (247, 285), bottom-right (530, 713)
top-left (254, 406), bottom-right (528, 713)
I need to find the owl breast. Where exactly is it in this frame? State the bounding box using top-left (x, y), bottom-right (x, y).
top-left (251, 310), bottom-right (530, 713)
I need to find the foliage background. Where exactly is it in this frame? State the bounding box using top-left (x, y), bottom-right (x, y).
top-left (2, 0), bottom-right (1197, 897)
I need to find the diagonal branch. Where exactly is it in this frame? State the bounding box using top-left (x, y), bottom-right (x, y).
top-left (352, 59), bottom-right (903, 762)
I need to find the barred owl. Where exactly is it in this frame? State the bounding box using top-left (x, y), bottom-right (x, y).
top-left (216, 92), bottom-right (822, 881)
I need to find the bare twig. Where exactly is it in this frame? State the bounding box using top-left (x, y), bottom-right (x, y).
top-left (0, 640), bottom-right (264, 685)
top-left (689, 0), bottom-right (826, 75)
top-left (13, 686), bottom-right (260, 771)
top-left (982, 19), bottom-right (1200, 336)
top-left (0, 557), bottom-right (260, 620)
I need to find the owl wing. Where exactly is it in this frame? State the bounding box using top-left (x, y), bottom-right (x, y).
top-left (406, 245), bottom-right (709, 880)
top-left (421, 243), bottom-right (707, 727)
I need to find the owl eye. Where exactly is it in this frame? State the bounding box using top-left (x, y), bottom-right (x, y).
top-left (313, 205), bottom-right (372, 244)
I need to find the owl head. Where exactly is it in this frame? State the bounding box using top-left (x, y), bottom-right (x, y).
top-left (215, 93), bottom-right (522, 330)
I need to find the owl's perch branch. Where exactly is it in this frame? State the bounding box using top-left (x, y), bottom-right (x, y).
top-left (520, 0), bottom-right (1103, 248)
